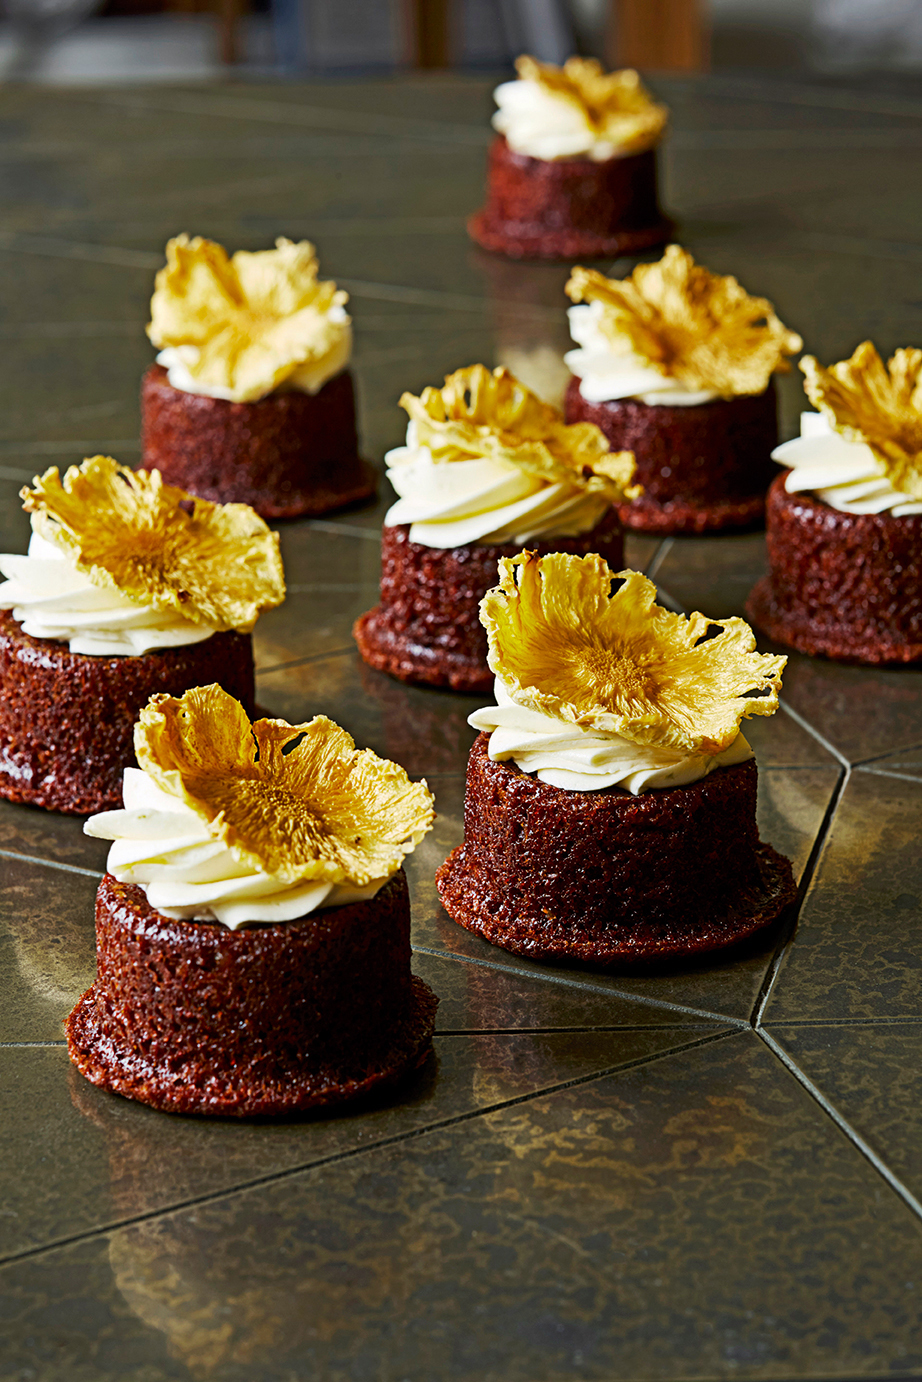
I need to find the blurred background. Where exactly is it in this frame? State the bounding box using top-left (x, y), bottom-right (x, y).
top-left (0, 0), bottom-right (921, 84)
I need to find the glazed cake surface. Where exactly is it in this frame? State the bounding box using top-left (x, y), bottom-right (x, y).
top-left (436, 734), bottom-right (796, 964)
top-left (747, 473), bottom-right (922, 665)
top-left (141, 364), bottom-right (376, 520)
top-left (468, 136), bottom-right (673, 261)
top-left (65, 870), bottom-right (438, 1117)
top-left (565, 377), bottom-right (779, 533)
top-left (0, 613), bottom-right (254, 815)
top-left (354, 510), bottom-right (624, 692)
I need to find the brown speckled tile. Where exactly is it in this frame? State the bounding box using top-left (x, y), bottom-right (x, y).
top-left (0, 1025), bottom-right (709, 1261)
top-left (4, 1031), bottom-right (922, 1380)
top-left (764, 769), bottom-right (922, 1023)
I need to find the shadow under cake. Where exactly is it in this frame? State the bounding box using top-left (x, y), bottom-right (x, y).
top-left (0, 613), bottom-right (254, 815)
top-left (141, 364), bottom-right (377, 521)
top-left (65, 870), bottom-right (437, 1117)
top-left (436, 734), bottom-right (796, 964)
top-left (468, 136), bottom-right (673, 262)
top-left (565, 377), bottom-right (779, 534)
top-left (747, 473), bottom-right (922, 665)
top-left (353, 509), bottom-right (624, 693)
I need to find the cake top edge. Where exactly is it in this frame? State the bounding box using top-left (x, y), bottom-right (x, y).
top-left (566, 246), bottom-right (803, 399)
top-left (147, 233), bottom-right (351, 404)
top-left (801, 341), bottom-right (922, 502)
top-left (480, 550), bottom-right (786, 754)
top-left (397, 363), bottom-right (640, 503)
top-left (20, 454), bottom-right (285, 631)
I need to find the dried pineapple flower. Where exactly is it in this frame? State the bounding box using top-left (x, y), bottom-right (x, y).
top-left (516, 56), bottom-right (668, 155)
top-left (22, 455), bottom-right (285, 631)
top-left (401, 364), bottom-right (640, 503)
top-left (481, 552), bottom-right (786, 754)
top-left (136, 685), bottom-right (435, 888)
top-left (801, 341), bottom-right (922, 502)
top-left (566, 247), bottom-right (802, 398)
top-left (147, 234), bottom-right (350, 403)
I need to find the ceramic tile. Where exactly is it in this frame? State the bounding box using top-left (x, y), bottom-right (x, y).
top-left (0, 1025), bottom-right (705, 1261)
top-left (405, 767), bottom-right (839, 1024)
top-left (0, 856), bottom-right (100, 1044)
top-left (857, 746), bottom-right (922, 782)
top-left (764, 769), bottom-right (922, 1022)
top-left (5, 1032), bottom-right (922, 1380)
top-left (766, 1023), bottom-right (922, 1206)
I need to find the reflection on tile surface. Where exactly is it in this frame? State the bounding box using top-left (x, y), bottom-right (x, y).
top-left (765, 770), bottom-right (922, 1022)
top-left (4, 1033), bottom-right (922, 1381)
top-left (1, 1025), bottom-right (704, 1260)
top-left (3, 69), bottom-right (922, 1379)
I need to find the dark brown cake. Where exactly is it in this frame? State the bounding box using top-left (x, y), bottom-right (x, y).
top-left (468, 136), bottom-right (673, 262)
top-left (564, 376), bottom-right (779, 533)
top-left (436, 734), bottom-right (796, 964)
top-left (746, 473), bottom-right (922, 665)
top-left (0, 611), bottom-right (254, 814)
top-left (65, 870), bottom-right (438, 1117)
top-left (354, 509), bottom-right (624, 693)
top-left (141, 364), bottom-right (377, 520)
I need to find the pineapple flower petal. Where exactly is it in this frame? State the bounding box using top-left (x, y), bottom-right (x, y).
top-left (147, 234), bottom-right (350, 403)
top-left (566, 246), bottom-right (802, 398)
top-left (515, 56), bottom-right (668, 155)
top-left (399, 364), bottom-right (640, 504)
top-left (21, 455), bottom-right (285, 631)
top-left (480, 551), bottom-right (786, 754)
top-left (135, 685), bottom-right (435, 888)
top-left (801, 341), bottom-right (922, 503)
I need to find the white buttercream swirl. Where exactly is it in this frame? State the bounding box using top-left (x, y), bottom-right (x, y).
top-left (469, 678), bottom-right (753, 793)
top-left (157, 303), bottom-right (352, 401)
top-left (493, 78), bottom-right (634, 163)
top-left (85, 767), bottom-right (386, 930)
top-left (383, 421), bottom-right (609, 549)
top-left (0, 531), bottom-right (215, 656)
top-left (775, 411), bottom-right (922, 516)
top-left (565, 302), bottom-right (719, 408)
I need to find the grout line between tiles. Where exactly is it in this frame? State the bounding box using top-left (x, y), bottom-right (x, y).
top-left (0, 848), bottom-right (102, 880)
top-left (764, 1017), bottom-right (922, 1028)
top-left (759, 1029), bottom-right (922, 1223)
top-left (303, 519), bottom-right (382, 540)
top-left (643, 537), bottom-right (673, 583)
top-left (0, 1027), bottom-right (738, 1269)
top-left (409, 944), bottom-right (747, 1027)
top-left (778, 702), bottom-right (850, 768)
top-left (435, 1024), bottom-right (722, 1036)
top-left (0, 1041), bottom-right (66, 1048)
top-left (850, 739), bottom-right (922, 767)
top-left (256, 645), bottom-right (355, 676)
top-left (750, 764), bottom-right (850, 1029)
top-left (853, 766), bottom-right (922, 786)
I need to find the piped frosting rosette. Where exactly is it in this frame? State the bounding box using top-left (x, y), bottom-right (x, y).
top-left (469, 551), bottom-right (787, 793)
top-left (565, 246), bottom-right (802, 407)
top-left (85, 685), bottom-right (435, 929)
top-left (492, 55), bottom-right (668, 163)
top-left (0, 455), bottom-right (285, 656)
top-left (774, 341), bottom-right (922, 515)
top-left (384, 364), bottom-right (639, 549)
top-left (148, 234), bottom-right (352, 403)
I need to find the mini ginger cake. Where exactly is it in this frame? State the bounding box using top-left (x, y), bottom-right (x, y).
top-left (142, 235), bottom-right (376, 519)
top-left (0, 456), bottom-right (284, 814)
top-left (748, 342), bottom-right (922, 665)
top-left (66, 685), bottom-right (438, 1117)
top-left (564, 248), bottom-right (802, 533)
top-left (436, 552), bottom-right (796, 963)
top-left (354, 364), bottom-right (639, 693)
top-left (469, 56), bottom-right (673, 262)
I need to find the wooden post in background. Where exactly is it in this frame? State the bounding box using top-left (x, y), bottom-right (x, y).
top-left (609, 0), bottom-right (709, 71)
top-left (410, 0), bottom-right (450, 67)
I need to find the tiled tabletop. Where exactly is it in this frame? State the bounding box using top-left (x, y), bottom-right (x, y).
top-left (1, 70), bottom-right (921, 1382)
